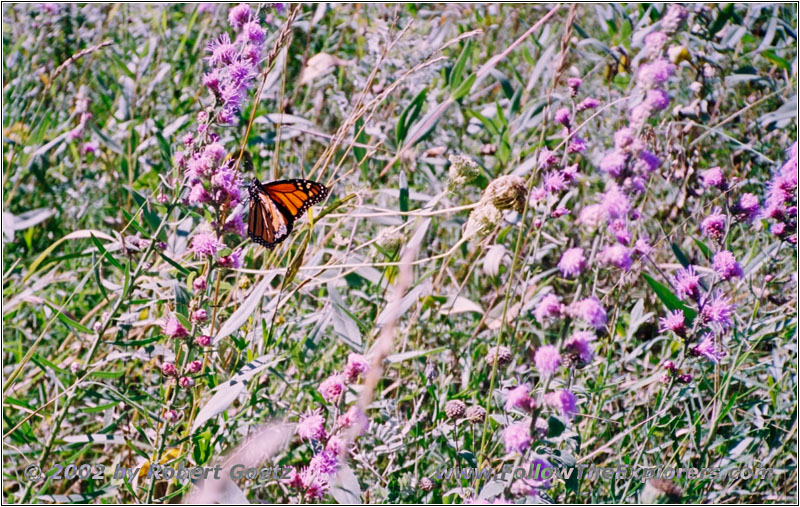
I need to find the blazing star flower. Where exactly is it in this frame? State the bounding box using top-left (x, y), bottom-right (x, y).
top-left (218, 247), bottom-right (244, 269)
top-left (241, 21), bottom-right (265, 46)
top-left (228, 3), bottom-right (251, 28)
top-left (302, 472), bottom-right (330, 500)
top-left (644, 31), bottom-right (668, 56)
top-left (712, 250), bottom-right (742, 280)
top-left (188, 182), bottom-right (211, 205)
top-left (191, 308), bottom-right (208, 323)
top-left (735, 193), bottom-right (760, 222)
top-left (534, 293), bottom-right (563, 324)
top-left (659, 310), bottom-right (686, 336)
top-left (636, 150), bottom-right (660, 174)
top-left (543, 171), bottom-right (567, 194)
top-left (607, 220), bottom-right (631, 245)
top-left (534, 345), bottom-right (562, 376)
top-left (568, 77), bottom-right (582, 96)
top-left (162, 315), bottom-right (188, 339)
top-left (190, 230), bottom-right (223, 258)
top-left (614, 128), bottom-right (635, 151)
top-left (700, 166), bottom-right (726, 189)
top-left (554, 107), bottom-right (571, 128)
top-left (701, 293), bottom-right (735, 329)
top-left (161, 362), bottom-right (178, 376)
top-left (570, 297), bottom-right (607, 330)
top-left (576, 97), bottom-right (599, 111)
top-left (207, 33), bottom-right (237, 66)
top-left (326, 435), bottom-right (346, 457)
top-left (537, 148), bottom-right (559, 169)
top-left (343, 353), bottom-right (370, 382)
top-left (338, 405), bottom-right (369, 435)
top-left (568, 136), bottom-right (587, 153)
top-left (546, 389), bottom-right (578, 419)
top-left (637, 58), bottom-right (675, 87)
top-left (562, 163), bottom-right (579, 182)
top-left (601, 244), bottom-right (633, 271)
top-left (599, 150), bottom-right (627, 177)
top-left (674, 266), bottom-right (701, 300)
top-left (577, 204), bottom-right (607, 230)
top-left (601, 185), bottom-right (630, 220)
top-left (223, 213), bottom-right (247, 237)
top-left (318, 374), bottom-right (345, 403)
top-left (505, 384), bottom-right (535, 412)
top-left (662, 4), bottom-right (688, 33)
top-left (82, 142), bottom-right (98, 155)
top-left (700, 210), bottom-right (726, 240)
top-left (558, 247), bottom-right (586, 277)
top-left (692, 333), bottom-right (725, 363)
top-left (563, 331), bottom-right (596, 364)
top-left (629, 103), bottom-right (652, 129)
top-left (297, 411), bottom-right (327, 441)
top-left (645, 88), bottom-right (670, 110)
top-left (504, 422), bottom-right (532, 453)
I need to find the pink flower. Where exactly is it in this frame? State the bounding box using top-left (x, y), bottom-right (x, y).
top-left (700, 210), bottom-right (726, 240)
top-left (659, 310), bottom-right (686, 336)
top-left (700, 293), bottom-right (735, 329)
top-left (601, 185), bottom-right (630, 219)
top-left (533, 293), bottom-right (562, 324)
top-left (338, 405), bottom-right (369, 435)
top-left (318, 374), bottom-right (345, 403)
top-left (601, 244), bottom-right (633, 271)
top-left (543, 171), bottom-right (567, 194)
top-left (563, 331), bottom-right (595, 364)
top-left (645, 88), bottom-right (670, 110)
top-left (569, 297), bottom-right (607, 329)
top-left (161, 362), bottom-right (178, 376)
top-left (164, 409), bottom-right (180, 423)
top-left (179, 376), bottom-right (195, 388)
top-left (186, 360), bottom-right (203, 374)
top-left (558, 247), bottom-right (586, 278)
top-left (644, 31), bottom-right (668, 56)
top-left (537, 148), bottom-right (558, 169)
top-left (326, 435), bottom-right (346, 457)
top-left (712, 250), bottom-right (742, 280)
top-left (162, 316), bottom-right (188, 339)
top-left (228, 3), bottom-right (251, 28)
top-left (636, 150), bottom-right (660, 173)
top-left (194, 334), bottom-right (212, 347)
top-left (599, 150), bottom-right (627, 177)
top-left (534, 345), bottom-right (562, 376)
top-left (310, 450), bottom-right (339, 476)
top-left (193, 276), bottom-right (207, 291)
top-left (691, 333), bottom-right (725, 363)
top-left (567, 77), bottom-right (582, 96)
top-left (614, 128), bottom-right (635, 151)
top-left (554, 107), bottom-right (571, 128)
top-left (700, 166), bottom-right (726, 189)
top-left (734, 193), bottom-right (760, 221)
top-left (218, 247), bottom-right (243, 269)
top-left (504, 422), bottom-right (531, 453)
top-left (241, 21), bottom-right (265, 46)
top-left (637, 58), bottom-right (675, 87)
top-left (546, 389), bottom-right (578, 419)
top-left (576, 97), bottom-right (599, 111)
top-left (190, 230), bottom-right (223, 258)
top-left (82, 142), bottom-right (98, 155)
top-left (505, 384), bottom-right (535, 412)
top-left (568, 136), bottom-right (587, 153)
top-left (343, 353), bottom-right (369, 382)
top-left (674, 266), bottom-right (701, 301)
top-left (577, 204), bottom-right (606, 229)
top-left (188, 182), bottom-right (211, 205)
top-left (297, 411), bottom-right (327, 441)
top-left (634, 238), bottom-right (653, 257)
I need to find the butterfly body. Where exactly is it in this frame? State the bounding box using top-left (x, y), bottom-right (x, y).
top-left (247, 178), bottom-right (328, 249)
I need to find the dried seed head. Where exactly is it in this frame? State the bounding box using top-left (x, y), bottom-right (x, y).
top-left (482, 174), bottom-right (527, 213)
top-left (419, 477), bottom-right (434, 492)
top-left (444, 400), bottom-right (467, 419)
top-left (465, 405), bottom-right (486, 424)
top-left (448, 154), bottom-right (481, 189)
top-left (463, 202), bottom-right (503, 242)
top-left (376, 228), bottom-right (405, 252)
top-left (486, 345), bottom-right (513, 366)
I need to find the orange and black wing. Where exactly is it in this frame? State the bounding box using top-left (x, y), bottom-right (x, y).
top-left (247, 178), bottom-right (328, 249)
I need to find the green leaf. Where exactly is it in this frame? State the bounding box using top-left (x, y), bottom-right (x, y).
top-left (395, 88), bottom-right (427, 147)
top-left (762, 49), bottom-right (791, 72)
top-left (399, 171), bottom-right (409, 216)
top-left (642, 273), bottom-right (697, 321)
top-left (449, 40), bottom-right (472, 91)
top-left (670, 242), bottom-right (691, 268)
top-left (452, 73), bottom-right (476, 101)
top-left (91, 234), bottom-right (123, 271)
top-left (693, 236), bottom-right (713, 261)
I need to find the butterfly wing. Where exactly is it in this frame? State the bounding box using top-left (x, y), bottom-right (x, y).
top-left (247, 178), bottom-right (328, 249)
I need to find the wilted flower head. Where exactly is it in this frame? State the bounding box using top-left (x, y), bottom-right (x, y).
top-left (558, 247), bottom-right (586, 278)
top-left (712, 250), bottom-right (742, 280)
top-left (465, 405), bottom-right (487, 424)
top-left (569, 297), bottom-right (607, 330)
top-left (505, 384), bottom-right (535, 412)
top-left (445, 400), bottom-right (467, 419)
top-left (448, 154), bottom-right (481, 188)
top-left (534, 345), bottom-right (562, 376)
top-left (483, 174), bottom-right (527, 213)
top-left (487, 345), bottom-right (513, 366)
top-left (162, 315), bottom-right (188, 339)
top-left (504, 422), bottom-right (532, 453)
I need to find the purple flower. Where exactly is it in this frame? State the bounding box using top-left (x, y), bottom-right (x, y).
top-left (735, 193), bottom-right (760, 222)
top-left (297, 411), bottom-right (327, 441)
top-left (338, 405), bottom-right (369, 435)
top-left (691, 333), bottom-right (725, 363)
top-left (207, 33), bottom-right (236, 66)
top-left (344, 353), bottom-right (370, 382)
top-left (563, 331), bottom-right (596, 364)
top-left (191, 308), bottom-right (208, 323)
top-left (228, 3), bottom-right (251, 28)
top-left (186, 360), bottom-right (203, 374)
top-left (700, 166), bottom-right (726, 189)
top-left (241, 21), bottom-right (265, 46)
top-left (712, 250), bottom-right (743, 280)
top-left (190, 230), bottom-right (223, 258)
top-left (546, 389), bottom-right (578, 419)
top-left (310, 450), bottom-right (339, 476)
top-left (601, 244), bottom-right (633, 271)
top-left (504, 422), bottom-right (532, 453)
top-left (577, 204), bottom-right (606, 229)
top-left (636, 150), bottom-right (660, 174)
top-left (543, 171), bottom-right (567, 194)
top-left (599, 150), bottom-right (627, 177)
top-left (601, 185), bottom-right (630, 219)
top-left (558, 247), bottom-right (586, 278)
top-left (568, 136), bottom-right (587, 153)
top-left (224, 213), bottom-right (247, 237)
top-left (701, 293), bottom-right (735, 329)
top-left (614, 128), bottom-right (635, 151)
top-left (576, 97), bottom-right (599, 111)
top-left (81, 142), bottom-right (98, 155)
top-left (193, 276), bottom-right (207, 292)
top-left (659, 310), bottom-right (686, 336)
top-left (629, 103), bottom-right (652, 129)
top-left (218, 247), bottom-right (244, 269)
top-left (188, 182), bottom-right (211, 205)
top-left (569, 297), bottom-right (607, 330)
top-left (505, 384), bottom-right (535, 412)
top-left (195, 334), bottom-right (212, 347)
top-left (562, 163), bottom-right (579, 182)
top-left (162, 362), bottom-right (178, 376)
top-left (674, 266), bottom-right (701, 300)
top-left (537, 148), bottom-right (558, 169)
top-left (645, 88), bottom-right (671, 110)
top-left (607, 219), bottom-right (631, 245)
top-left (700, 210), bottom-right (726, 240)
top-left (554, 107), bottom-right (571, 128)
top-left (644, 31), bottom-right (668, 56)
top-left (533, 293), bottom-right (562, 324)
top-left (637, 58), bottom-right (675, 87)
top-left (162, 315), bottom-right (188, 339)
top-left (634, 238), bottom-right (653, 257)
top-left (568, 77), bottom-right (582, 96)
top-left (318, 374), bottom-right (345, 403)
top-left (534, 345), bottom-right (562, 376)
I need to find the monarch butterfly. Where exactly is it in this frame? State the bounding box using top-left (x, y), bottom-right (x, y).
top-left (247, 177), bottom-right (328, 249)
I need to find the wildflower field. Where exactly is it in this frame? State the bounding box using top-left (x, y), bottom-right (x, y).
top-left (2, 3), bottom-right (798, 504)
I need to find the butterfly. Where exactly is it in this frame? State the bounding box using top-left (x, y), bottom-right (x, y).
top-left (247, 177), bottom-right (328, 249)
